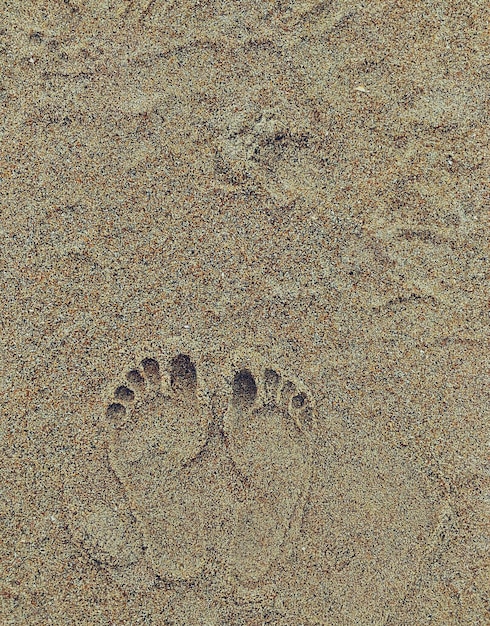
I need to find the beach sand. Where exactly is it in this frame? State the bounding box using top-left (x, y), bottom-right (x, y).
top-left (1, 1), bottom-right (489, 624)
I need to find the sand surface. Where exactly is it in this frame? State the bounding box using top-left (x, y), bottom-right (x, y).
top-left (1, 1), bottom-right (489, 624)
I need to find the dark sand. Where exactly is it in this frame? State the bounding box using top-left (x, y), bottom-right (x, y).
top-left (1, 1), bottom-right (489, 624)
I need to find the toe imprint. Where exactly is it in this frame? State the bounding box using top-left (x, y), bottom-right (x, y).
top-left (232, 369), bottom-right (257, 409)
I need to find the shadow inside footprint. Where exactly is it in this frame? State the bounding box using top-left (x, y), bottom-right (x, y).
top-left (171, 354), bottom-right (197, 394)
top-left (232, 369), bottom-right (257, 409)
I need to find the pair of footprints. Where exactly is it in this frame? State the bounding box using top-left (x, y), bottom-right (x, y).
top-left (101, 352), bottom-right (315, 585)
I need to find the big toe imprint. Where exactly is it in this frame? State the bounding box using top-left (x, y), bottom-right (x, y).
top-left (222, 353), bottom-right (315, 583)
top-left (105, 354), bottom-right (211, 581)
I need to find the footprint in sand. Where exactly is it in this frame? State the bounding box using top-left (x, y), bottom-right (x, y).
top-left (220, 355), bottom-right (315, 583)
top-left (105, 354), bottom-right (212, 581)
top-left (81, 350), bottom-right (315, 588)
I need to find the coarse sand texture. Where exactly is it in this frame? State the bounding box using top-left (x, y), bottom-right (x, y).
top-left (1, 1), bottom-right (489, 624)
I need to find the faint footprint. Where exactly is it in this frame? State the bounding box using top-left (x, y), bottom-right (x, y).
top-left (215, 106), bottom-right (316, 205)
top-left (221, 352), bottom-right (316, 583)
top-left (105, 353), bottom-right (212, 581)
